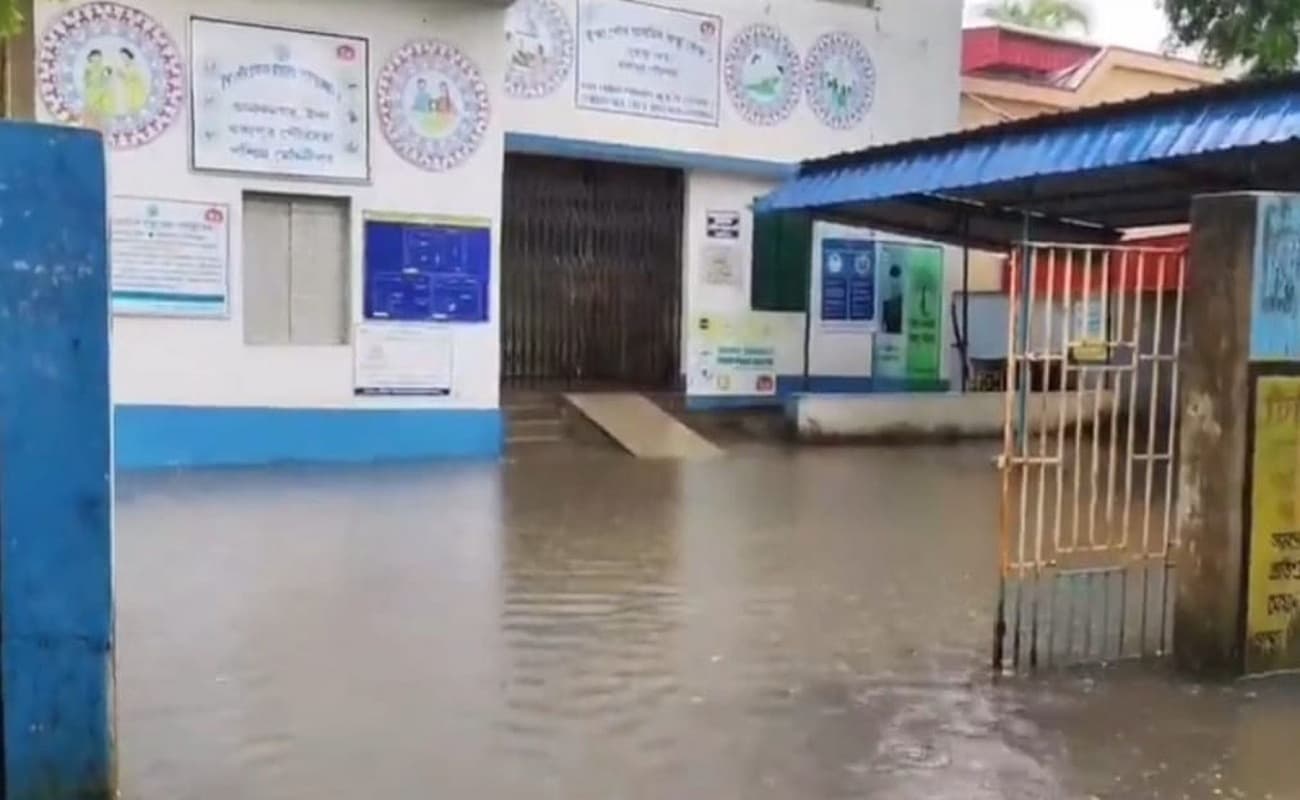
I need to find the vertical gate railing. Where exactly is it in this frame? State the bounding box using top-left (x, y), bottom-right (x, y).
top-left (996, 243), bottom-right (1187, 672)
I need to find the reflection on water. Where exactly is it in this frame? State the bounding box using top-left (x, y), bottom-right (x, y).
top-left (115, 445), bottom-right (1300, 799)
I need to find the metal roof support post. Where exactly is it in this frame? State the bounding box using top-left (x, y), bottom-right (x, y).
top-left (802, 234), bottom-right (814, 393)
top-left (1016, 211), bottom-right (1033, 455)
top-left (962, 215), bottom-right (972, 393)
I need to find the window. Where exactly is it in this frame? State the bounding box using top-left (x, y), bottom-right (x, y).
top-left (243, 193), bottom-right (350, 346)
top-left (750, 211), bottom-right (813, 312)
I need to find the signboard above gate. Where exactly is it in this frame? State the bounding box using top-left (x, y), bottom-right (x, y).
top-left (575, 0), bottom-right (722, 125)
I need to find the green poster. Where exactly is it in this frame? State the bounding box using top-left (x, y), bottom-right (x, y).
top-left (904, 246), bottom-right (944, 381)
top-left (874, 244), bottom-right (944, 384)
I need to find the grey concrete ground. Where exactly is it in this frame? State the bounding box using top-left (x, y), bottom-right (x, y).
top-left (115, 443), bottom-right (1300, 799)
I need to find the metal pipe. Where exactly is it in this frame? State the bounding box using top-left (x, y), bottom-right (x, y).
top-left (962, 218), bottom-right (972, 393)
top-left (802, 216), bottom-right (814, 393)
top-left (1012, 213), bottom-right (1034, 669)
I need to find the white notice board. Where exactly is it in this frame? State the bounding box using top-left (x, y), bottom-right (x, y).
top-left (354, 323), bottom-right (454, 396)
top-left (110, 196), bottom-right (230, 317)
top-left (190, 17), bottom-right (370, 180)
top-left (576, 0), bottom-right (721, 125)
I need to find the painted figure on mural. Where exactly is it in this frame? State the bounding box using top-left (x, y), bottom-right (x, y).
top-left (117, 48), bottom-right (150, 115)
top-left (81, 47), bottom-right (151, 128)
top-left (820, 56), bottom-right (859, 113)
top-left (743, 50), bottom-right (786, 105)
top-left (409, 77), bottom-right (458, 136)
top-left (507, 4), bottom-right (546, 69)
top-left (81, 49), bottom-right (115, 126)
top-left (412, 78), bottom-right (435, 114)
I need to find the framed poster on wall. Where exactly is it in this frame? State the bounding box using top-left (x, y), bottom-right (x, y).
top-left (354, 322), bottom-right (454, 396)
top-left (819, 237), bottom-right (876, 329)
top-left (189, 17), bottom-right (369, 181)
top-left (109, 196), bottom-right (230, 317)
top-left (362, 212), bottom-right (492, 324)
top-left (875, 242), bottom-right (944, 384)
top-left (687, 313), bottom-right (777, 397)
top-left (575, 0), bottom-right (722, 125)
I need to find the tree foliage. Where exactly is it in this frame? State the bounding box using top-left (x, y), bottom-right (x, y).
top-left (0, 0), bottom-right (22, 39)
top-left (1163, 0), bottom-right (1300, 75)
top-left (980, 0), bottom-right (1093, 34)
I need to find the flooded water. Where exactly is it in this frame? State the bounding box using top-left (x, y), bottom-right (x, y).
top-left (116, 443), bottom-right (1300, 799)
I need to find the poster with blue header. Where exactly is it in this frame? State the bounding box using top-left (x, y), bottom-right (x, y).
top-left (820, 237), bottom-right (876, 328)
top-left (363, 212), bottom-right (491, 323)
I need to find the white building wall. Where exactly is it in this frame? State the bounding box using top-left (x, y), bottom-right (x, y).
top-left (35, 0), bottom-right (508, 413)
top-left (505, 0), bottom-right (963, 161)
top-left (33, 0), bottom-right (963, 461)
top-left (501, 0), bottom-right (962, 396)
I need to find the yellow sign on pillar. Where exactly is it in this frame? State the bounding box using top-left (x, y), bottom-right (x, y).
top-left (1245, 375), bottom-right (1300, 674)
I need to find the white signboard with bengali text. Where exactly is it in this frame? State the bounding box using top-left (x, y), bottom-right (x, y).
top-left (687, 313), bottom-right (778, 397)
top-left (110, 197), bottom-right (230, 317)
top-left (576, 0), bottom-right (721, 125)
top-left (354, 323), bottom-right (454, 396)
top-left (190, 17), bottom-right (369, 180)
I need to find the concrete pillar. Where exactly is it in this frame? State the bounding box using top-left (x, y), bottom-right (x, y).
top-left (0, 122), bottom-right (114, 797)
top-left (1177, 192), bottom-right (1300, 678)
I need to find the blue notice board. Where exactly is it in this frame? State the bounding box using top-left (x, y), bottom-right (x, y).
top-left (821, 238), bottom-right (876, 324)
top-left (364, 215), bottom-right (491, 323)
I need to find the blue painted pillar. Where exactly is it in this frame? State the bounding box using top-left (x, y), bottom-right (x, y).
top-left (0, 123), bottom-right (114, 797)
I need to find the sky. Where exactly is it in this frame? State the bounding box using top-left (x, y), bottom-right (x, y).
top-left (963, 0), bottom-right (1173, 54)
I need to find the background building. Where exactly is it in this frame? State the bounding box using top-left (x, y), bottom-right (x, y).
top-left (960, 23), bottom-right (1222, 129)
top-left (955, 23), bottom-right (1223, 383)
top-left (15, 0), bottom-right (963, 466)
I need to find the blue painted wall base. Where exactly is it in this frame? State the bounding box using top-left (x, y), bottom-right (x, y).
top-left (115, 406), bottom-right (505, 470)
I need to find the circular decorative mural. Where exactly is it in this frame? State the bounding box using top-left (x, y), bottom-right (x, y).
top-left (377, 40), bottom-right (490, 173)
top-left (505, 0), bottom-right (574, 99)
top-left (37, 1), bottom-right (185, 149)
top-left (724, 23), bottom-right (800, 126)
top-left (804, 31), bottom-right (875, 130)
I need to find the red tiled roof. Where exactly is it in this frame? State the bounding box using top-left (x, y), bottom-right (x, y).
top-left (963, 26), bottom-right (1099, 79)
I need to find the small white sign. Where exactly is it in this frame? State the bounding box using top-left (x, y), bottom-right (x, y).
top-left (110, 197), bottom-right (230, 317)
top-left (701, 242), bottom-right (742, 289)
top-left (576, 0), bottom-right (721, 125)
top-left (354, 323), bottom-right (454, 396)
top-left (706, 209), bottom-right (741, 240)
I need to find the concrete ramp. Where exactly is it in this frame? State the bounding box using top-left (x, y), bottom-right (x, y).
top-left (565, 393), bottom-right (722, 460)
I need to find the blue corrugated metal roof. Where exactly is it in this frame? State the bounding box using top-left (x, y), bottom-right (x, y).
top-left (757, 74), bottom-right (1300, 238)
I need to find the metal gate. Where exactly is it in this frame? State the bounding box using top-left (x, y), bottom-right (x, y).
top-left (501, 154), bottom-right (684, 388)
top-left (995, 243), bottom-right (1187, 672)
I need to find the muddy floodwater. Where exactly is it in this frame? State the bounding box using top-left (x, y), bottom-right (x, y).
top-left (116, 443), bottom-right (1300, 799)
